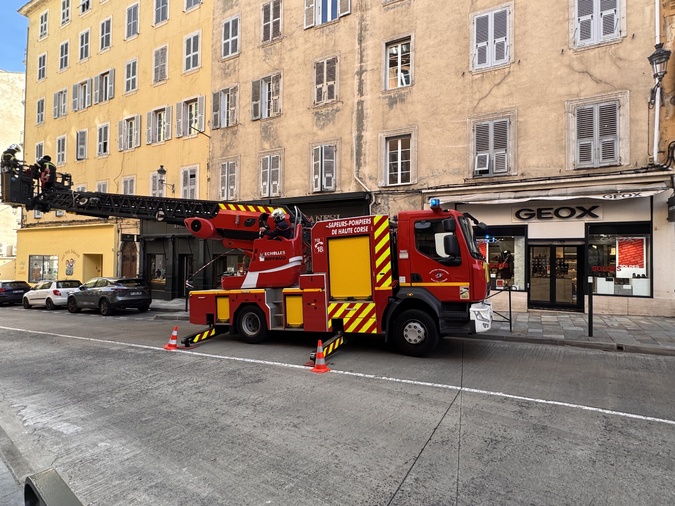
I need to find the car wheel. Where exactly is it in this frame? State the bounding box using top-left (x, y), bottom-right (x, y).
top-left (235, 305), bottom-right (269, 344)
top-left (23, 298), bottom-right (31, 309)
top-left (45, 298), bottom-right (56, 310)
top-left (99, 299), bottom-right (115, 316)
top-left (138, 305), bottom-right (150, 313)
top-left (67, 297), bottom-right (81, 313)
top-left (391, 309), bottom-right (439, 357)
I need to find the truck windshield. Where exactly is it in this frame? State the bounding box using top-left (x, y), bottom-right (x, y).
top-left (458, 215), bottom-right (484, 260)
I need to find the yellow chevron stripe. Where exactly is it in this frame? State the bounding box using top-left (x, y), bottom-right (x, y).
top-left (375, 249), bottom-right (390, 268)
top-left (400, 282), bottom-right (470, 287)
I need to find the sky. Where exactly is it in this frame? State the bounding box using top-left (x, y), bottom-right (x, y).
top-left (0, 0), bottom-right (29, 73)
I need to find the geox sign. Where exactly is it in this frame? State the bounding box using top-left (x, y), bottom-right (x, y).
top-left (513, 205), bottom-right (602, 221)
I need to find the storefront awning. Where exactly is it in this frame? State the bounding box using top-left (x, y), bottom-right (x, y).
top-left (442, 182), bottom-right (670, 204)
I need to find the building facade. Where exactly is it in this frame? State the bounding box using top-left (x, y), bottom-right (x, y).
top-left (16, 0), bottom-right (675, 315)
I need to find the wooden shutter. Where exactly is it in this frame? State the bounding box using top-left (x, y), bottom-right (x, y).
top-left (576, 0), bottom-right (594, 45)
top-left (134, 115), bottom-right (141, 147)
top-left (61, 90), bottom-right (67, 116)
top-left (315, 61), bottom-right (324, 104)
top-left (323, 144), bottom-right (336, 190)
top-left (146, 111), bottom-right (154, 144)
top-left (474, 122), bottom-right (490, 175)
top-left (228, 162), bottom-right (237, 199)
top-left (576, 106), bottom-right (594, 167)
top-left (228, 87), bottom-right (238, 126)
top-left (493, 9), bottom-right (508, 64)
top-left (108, 68), bottom-right (115, 99)
top-left (474, 14), bottom-right (489, 68)
top-left (600, 0), bottom-right (618, 39)
top-left (304, 0), bottom-right (315, 28)
top-left (85, 78), bottom-right (92, 107)
top-left (77, 131), bottom-right (87, 160)
top-left (163, 106), bottom-right (171, 140)
top-left (326, 57), bottom-right (337, 101)
top-left (271, 74), bottom-right (281, 116)
top-left (93, 75), bottom-right (100, 104)
top-left (175, 102), bottom-right (183, 137)
top-left (312, 146), bottom-right (321, 191)
top-left (212, 91), bottom-right (221, 130)
top-left (339, 0), bottom-right (350, 17)
top-left (197, 95), bottom-right (205, 131)
top-left (251, 80), bottom-right (261, 120)
top-left (598, 102), bottom-right (618, 165)
top-left (72, 84), bottom-right (79, 112)
top-left (492, 120), bottom-right (509, 174)
top-left (118, 120), bottom-right (125, 151)
top-left (53, 92), bottom-right (59, 118)
top-left (272, 0), bottom-right (281, 39)
top-left (262, 3), bottom-right (271, 42)
top-left (270, 154), bottom-right (280, 196)
top-left (260, 156), bottom-right (269, 196)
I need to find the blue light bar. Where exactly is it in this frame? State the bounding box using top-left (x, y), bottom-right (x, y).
top-left (429, 198), bottom-right (441, 209)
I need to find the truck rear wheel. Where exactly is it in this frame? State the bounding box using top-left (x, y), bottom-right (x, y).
top-left (391, 309), bottom-right (439, 357)
top-left (236, 306), bottom-right (269, 344)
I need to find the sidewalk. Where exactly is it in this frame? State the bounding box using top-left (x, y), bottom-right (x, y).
top-left (149, 298), bottom-right (675, 357)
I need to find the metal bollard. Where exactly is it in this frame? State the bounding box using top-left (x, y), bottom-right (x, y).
top-left (24, 468), bottom-right (84, 506)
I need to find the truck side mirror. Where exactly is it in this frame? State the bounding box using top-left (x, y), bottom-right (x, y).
top-left (444, 234), bottom-right (460, 258)
top-left (442, 218), bottom-right (456, 233)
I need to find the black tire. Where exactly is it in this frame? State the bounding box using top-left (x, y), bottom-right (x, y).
top-left (45, 298), bottom-right (56, 310)
top-left (391, 309), bottom-right (440, 357)
top-left (138, 305), bottom-right (150, 313)
top-left (99, 299), bottom-right (115, 316)
top-left (236, 305), bottom-right (269, 344)
top-left (22, 298), bottom-right (31, 309)
top-left (67, 297), bottom-right (81, 313)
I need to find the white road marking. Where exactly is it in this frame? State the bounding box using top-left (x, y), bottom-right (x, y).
top-left (2, 325), bottom-right (674, 427)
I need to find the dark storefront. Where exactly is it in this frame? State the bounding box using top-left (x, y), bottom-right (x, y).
top-left (140, 192), bottom-right (371, 300)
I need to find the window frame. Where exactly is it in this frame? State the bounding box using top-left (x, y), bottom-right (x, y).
top-left (153, 45), bottom-right (168, 83)
top-left (185, 0), bottom-right (200, 12)
top-left (97, 122), bottom-right (110, 156)
top-left (125, 59), bottom-right (138, 93)
top-left (259, 151), bottom-right (282, 197)
top-left (176, 96), bottom-right (205, 137)
top-left (39, 10), bottom-right (49, 39)
top-left (572, 0), bottom-right (623, 49)
top-left (80, 0), bottom-right (91, 15)
top-left (212, 85), bottom-right (239, 129)
top-left (311, 141), bottom-right (338, 192)
top-left (379, 127), bottom-right (417, 187)
top-left (468, 110), bottom-right (517, 178)
top-left (93, 68), bottom-right (115, 104)
top-left (79, 29), bottom-right (90, 61)
top-left (100, 17), bottom-right (112, 51)
top-left (61, 0), bottom-right (70, 26)
top-left (76, 129), bottom-right (88, 160)
top-left (261, 0), bottom-right (282, 44)
top-left (181, 166), bottom-right (198, 199)
top-left (304, 0), bottom-right (351, 28)
top-left (122, 176), bottom-right (136, 195)
top-left (385, 37), bottom-right (412, 90)
top-left (183, 31), bottom-right (201, 72)
top-left (565, 91), bottom-right (628, 170)
top-left (35, 142), bottom-right (44, 161)
top-left (222, 15), bottom-right (240, 59)
top-left (72, 78), bottom-right (92, 111)
top-left (56, 135), bottom-right (66, 165)
top-left (251, 73), bottom-right (281, 120)
top-left (154, 0), bottom-right (169, 25)
top-left (471, 4), bottom-right (512, 72)
top-left (118, 115), bottom-right (142, 151)
top-left (126, 3), bottom-right (139, 40)
top-left (53, 88), bottom-right (68, 119)
top-left (37, 53), bottom-right (47, 81)
top-left (36, 98), bottom-right (45, 124)
top-left (314, 56), bottom-right (338, 105)
top-left (146, 105), bottom-right (173, 144)
top-left (59, 40), bottom-right (69, 70)
top-left (220, 159), bottom-right (238, 200)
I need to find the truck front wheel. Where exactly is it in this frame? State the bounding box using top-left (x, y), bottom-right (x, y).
top-left (391, 309), bottom-right (439, 357)
top-left (236, 306), bottom-right (269, 344)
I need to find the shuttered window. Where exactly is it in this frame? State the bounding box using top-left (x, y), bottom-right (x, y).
top-left (220, 161), bottom-right (237, 200)
top-left (76, 130), bottom-right (87, 160)
top-left (222, 16), bottom-right (240, 58)
top-left (575, 0), bottom-right (620, 47)
top-left (312, 144), bottom-right (336, 192)
top-left (474, 118), bottom-right (509, 177)
top-left (182, 167), bottom-right (198, 199)
top-left (473, 7), bottom-right (509, 71)
top-left (304, 0), bottom-right (350, 28)
top-left (260, 154), bottom-right (281, 197)
top-left (153, 46), bottom-right (168, 83)
top-left (212, 86), bottom-right (238, 129)
top-left (314, 57), bottom-right (337, 105)
top-left (251, 73), bottom-right (281, 120)
top-left (575, 101), bottom-right (619, 168)
top-left (262, 0), bottom-right (282, 43)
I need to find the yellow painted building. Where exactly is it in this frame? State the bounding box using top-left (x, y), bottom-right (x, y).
top-left (18, 0), bottom-right (212, 289)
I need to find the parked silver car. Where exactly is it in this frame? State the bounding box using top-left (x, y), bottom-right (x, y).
top-left (23, 279), bottom-right (83, 310)
top-left (67, 277), bottom-right (152, 316)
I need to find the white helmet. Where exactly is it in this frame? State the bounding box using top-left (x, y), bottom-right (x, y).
top-left (9, 144), bottom-right (20, 152)
top-left (271, 208), bottom-right (285, 222)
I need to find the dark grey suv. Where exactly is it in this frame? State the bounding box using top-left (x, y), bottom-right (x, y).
top-left (0, 280), bottom-right (32, 305)
top-left (67, 277), bottom-right (152, 316)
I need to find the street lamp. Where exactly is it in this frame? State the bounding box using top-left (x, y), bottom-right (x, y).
top-left (157, 165), bottom-right (175, 195)
top-left (648, 43), bottom-right (671, 105)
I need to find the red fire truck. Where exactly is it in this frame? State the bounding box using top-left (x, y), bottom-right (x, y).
top-left (1, 167), bottom-right (492, 357)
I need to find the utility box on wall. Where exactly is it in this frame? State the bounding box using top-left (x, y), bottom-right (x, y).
top-left (668, 195), bottom-right (675, 222)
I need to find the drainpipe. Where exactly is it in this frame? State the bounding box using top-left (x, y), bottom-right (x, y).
top-left (653, 0), bottom-right (661, 164)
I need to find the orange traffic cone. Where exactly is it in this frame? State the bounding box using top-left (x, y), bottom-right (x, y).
top-left (163, 326), bottom-right (179, 351)
top-left (311, 340), bottom-right (330, 374)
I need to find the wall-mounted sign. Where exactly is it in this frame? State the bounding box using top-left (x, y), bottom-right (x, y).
top-left (512, 204), bottom-right (602, 222)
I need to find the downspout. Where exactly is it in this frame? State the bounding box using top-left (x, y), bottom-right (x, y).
top-left (653, 0), bottom-right (661, 164)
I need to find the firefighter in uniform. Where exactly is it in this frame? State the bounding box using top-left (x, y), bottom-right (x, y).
top-left (260, 208), bottom-right (292, 239)
top-left (1, 144), bottom-right (22, 174)
top-left (36, 155), bottom-right (57, 190)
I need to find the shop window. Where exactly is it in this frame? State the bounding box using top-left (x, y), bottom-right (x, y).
top-left (477, 226), bottom-right (526, 290)
top-left (588, 223), bottom-right (650, 297)
top-left (149, 254), bottom-right (167, 288)
top-left (29, 255), bottom-right (59, 282)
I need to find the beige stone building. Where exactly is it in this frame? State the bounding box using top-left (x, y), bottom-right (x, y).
top-left (14, 0), bottom-right (675, 315)
top-left (208, 0), bottom-right (675, 316)
top-left (0, 70), bottom-right (25, 278)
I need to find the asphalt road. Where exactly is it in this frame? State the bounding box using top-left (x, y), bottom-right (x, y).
top-left (0, 305), bottom-right (674, 505)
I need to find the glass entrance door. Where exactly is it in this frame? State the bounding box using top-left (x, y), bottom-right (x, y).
top-left (529, 245), bottom-right (583, 311)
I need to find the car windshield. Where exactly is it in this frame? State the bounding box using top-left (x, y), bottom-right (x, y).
top-left (7, 282), bottom-right (29, 289)
top-left (115, 279), bottom-right (147, 288)
top-left (58, 281), bottom-right (82, 288)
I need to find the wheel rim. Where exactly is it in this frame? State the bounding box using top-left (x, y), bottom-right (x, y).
top-left (402, 321), bottom-right (426, 345)
top-left (100, 301), bottom-right (109, 313)
top-left (241, 313), bottom-right (261, 336)
top-left (46, 299), bottom-right (54, 309)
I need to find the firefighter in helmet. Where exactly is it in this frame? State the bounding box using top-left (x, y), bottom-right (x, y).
top-left (36, 155), bottom-right (57, 190)
top-left (1, 144), bottom-right (22, 174)
top-left (260, 208), bottom-right (292, 239)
